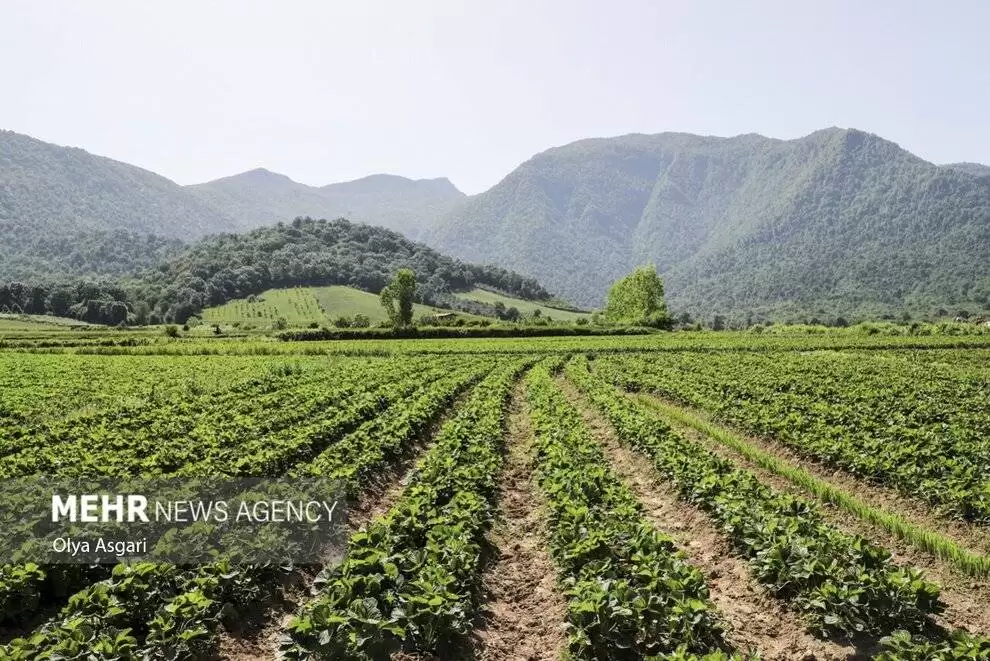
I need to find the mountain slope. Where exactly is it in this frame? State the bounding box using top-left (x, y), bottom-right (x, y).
top-left (0, 130), bottom-right (464, 280)
top-left (0, 130), bottom-right (233, 279)
top-left (942, 162), bottom-right (990, 179)
top-left (429, 129), bottom-right (990, 320)
top-left (187, 170), bottom-right (465, 238)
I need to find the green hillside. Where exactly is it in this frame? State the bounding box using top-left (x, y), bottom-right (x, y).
top-left (453, 288), bottom-right (590, 321)
top-left (0, 313), bottom-right (100, 334)
top-left (0, 130), bottom-right (229, 280)
top-left (201, 286), bottom-right (476, 328)
top-left (0, 130), bottom-right (464, 280)
top-left (429, 128), bottom-right (990, 323)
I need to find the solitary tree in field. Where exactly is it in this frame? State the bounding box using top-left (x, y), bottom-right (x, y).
top-left (380, 268), bottom-right (416, 328)
top-left (602, 265), bottom-right (669, 328)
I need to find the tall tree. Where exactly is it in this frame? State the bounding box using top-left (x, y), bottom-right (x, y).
top-left (380, 268), bottom-right (416, 328)
top-left (602, 265), bottom-right (669, 328)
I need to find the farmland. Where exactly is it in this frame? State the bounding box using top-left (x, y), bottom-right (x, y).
top-left (452, 287), bottom-right (591, 322)
top-left (1, 333), bottom-right (989, 659)
top-left (200, 286), bottom-right (475, 329)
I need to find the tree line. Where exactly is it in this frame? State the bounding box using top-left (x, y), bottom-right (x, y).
top-left (0, 218), bottom-right (551, 326)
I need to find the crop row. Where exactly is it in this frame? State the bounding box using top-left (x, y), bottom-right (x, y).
top-left (565, 356), bottom-right (943, 636)
top-left (0, 355), bottom-right (335, 459)
top-left (2, 360), bottom-right (498, 658)
top-left (523, 359), bottom-right (732, 659)
top-left (0, 361), bottom-right (436, 621)
top-left (0, 357), bottom-right (435, 477)
top-left (281, 358), bottom-right (530, 659)
top-left (0, 357), bottom-right (487, 624)
top-left (595, 350), bottom-right (990, 521)
top-left (134, 360), bottom-right (495, 659)
top-left (0, 354), bottom-right (269, 441)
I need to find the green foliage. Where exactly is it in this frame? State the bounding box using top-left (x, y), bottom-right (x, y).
top-left (524, 360), bottom-right (726, 658)
top-left (282, 360), bottom-right (529, 658)
top-left (877, 629), bottom-right (990, 659)
top-left (603, 265), bottom-right (669, 327)
top-left (2, 336), bottom-right (989, 657)
top-left (639, 396), bottom-right (990, 578)
top-left (380, 268), bottom-right (416, 328)
top-left (601, 350), bottom-right (990, 522)
top-left (430, 129), bottom-right (990, 320)
top-left (2, 219), bottom-right (553, 326)
top-left (135, 218), bottom-right (549, 324)
top-left (566, 356), bottom-right (944, 636)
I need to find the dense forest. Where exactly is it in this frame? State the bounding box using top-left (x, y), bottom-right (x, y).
top-left (5, 127), bottom-right (990, 325)
top-left (0, 130), bottom-right (466, 280)
top-left (0, 226), bottom-right (185, 282)
top-left (0, 218), bottom-right (550, 325)
top-left (429, 128), bottom-right (990, 322)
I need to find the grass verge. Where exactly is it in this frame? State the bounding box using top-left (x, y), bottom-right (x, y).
top-left (635, 395), bottom-right (990, 579)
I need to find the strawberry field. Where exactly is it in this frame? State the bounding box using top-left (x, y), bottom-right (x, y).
top-left (0, 338), bottom-right (988, 660)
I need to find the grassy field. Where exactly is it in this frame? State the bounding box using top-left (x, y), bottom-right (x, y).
top-left (0, 313), bottom-right (97, 331)
top-left (453, 287), bottom-right (591, 321)
top-left (201, 285), bottom-right (471, 328)
top-left (201, 288), bottom-right (327, 328)
top-left (311, 285), bottom-right (442, 322)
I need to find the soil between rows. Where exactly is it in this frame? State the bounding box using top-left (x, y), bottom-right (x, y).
top-left (464, 381), bottom-right (568, 661)
top-left (556, 376), bottom-right (859, 661)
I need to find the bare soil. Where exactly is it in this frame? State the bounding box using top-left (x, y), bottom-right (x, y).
top-left (557, 377), bottom-right (860, 660)
top-left (654, 400), bottom-right (990, 638)
top-left (465, 382), bottom-right (568, 661)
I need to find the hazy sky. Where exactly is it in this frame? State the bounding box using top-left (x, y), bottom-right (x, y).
top-left (3, 0), bottom-right (989, 194)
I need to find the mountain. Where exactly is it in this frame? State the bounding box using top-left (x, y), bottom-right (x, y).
top-left (187, 170), bottom-right (464, 239)
top-left (428, 128), bottom-right (990, 321)
top-left (942, 162), bottom-right (990, 179)
top-left (5, 126), bottom-right (989, 322)
top-left (0, 130), bottom-right (233, 279)
top-left (0, 130), bottom-right (463, 280)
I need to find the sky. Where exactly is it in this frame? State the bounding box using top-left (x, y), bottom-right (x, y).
top-left (2, 0), bottom-right (989, 194)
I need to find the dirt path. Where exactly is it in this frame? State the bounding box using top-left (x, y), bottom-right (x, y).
top-left (465, 382), bottom-right (568, 661)
top-left (647, 396), bottom-right (990, 638)
top-left (556, 376), bottom-right (858, 660)
top-left (217, 386), bottom-right (474, 660)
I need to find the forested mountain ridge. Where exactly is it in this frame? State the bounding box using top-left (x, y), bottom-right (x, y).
top-left (4, 126), bottom-right (990, 323)
top-left (0, 130), bottom-right (464, 280)
top-left (942, 162), bottom-right (990, 179)
top-left (188, 170), bottom-right (464, 239)
top-left (0, 130), bottom-right (232, 279)
top-left (428, 128), bottom-right (990, 321)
